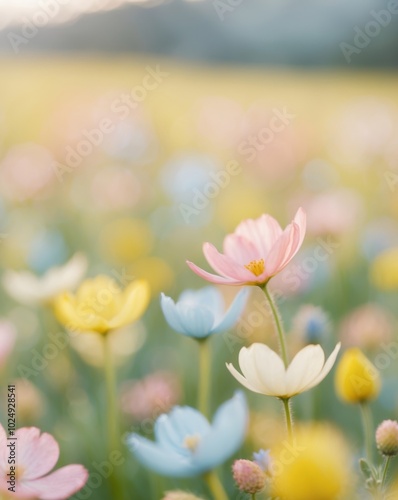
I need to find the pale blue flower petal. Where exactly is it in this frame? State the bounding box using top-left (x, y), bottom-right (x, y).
top-left (212, 287), bottom-right (250, 334)
top-left (155, 407), bottom-right (210, 452)
top-left (179, 287), bottom-right (224, 319)
top-left (128, 434), bottom-right (198, 477)
top-left (175, 303), bottom-right (215, 337)
top-left (160, 293), bottom-right (186, 333)
top-left (192, 391), bottom-right (248, 471)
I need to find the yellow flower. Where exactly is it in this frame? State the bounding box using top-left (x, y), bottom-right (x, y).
top-left (54, 275), bottom-right (150, 335)
top-left (335, 348), bottom-right (381, 404)
top-left (271, 424), bottom-right (353, 500)
top-left (370, 248), bottom-right (398, 291)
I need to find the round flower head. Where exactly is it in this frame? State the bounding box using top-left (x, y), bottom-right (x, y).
top-left (335, 348), bottom-right (381, 404)
top-left (54, 275), bottom-right (150, 335)
top-left (161, 286), bottom-right (249, 338)
top-left (227, 342), bottom-right (340, 399)
top-left (270, 424), bottom-right (353, 500)
top-left (187, 208), bottom-right (306, 286)
top-left (232, 459), bottom-right (266, 494)
top-left (0, 423), bottom-right (88, 499)
top-left (3, 253), bottom-right (87, 306)
top-left (128, 392), bottom-right (248, 477)
top-left (376, 420), bottom-right (398, 456)
top-left (291, 305), bottom-right (330, 346)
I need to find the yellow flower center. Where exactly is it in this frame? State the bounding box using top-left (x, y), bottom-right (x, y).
top-left (244, 259), bottom-right (265, 277)
top-left (183, 434), bottom-right (200, 452)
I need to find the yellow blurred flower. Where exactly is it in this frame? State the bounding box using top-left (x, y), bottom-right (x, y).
top-left (129, 256), bottom-right (174, 296)
top-left (99, 218), bottom-right (153, 264)
top-left (54, 275), bottom-right (150, 335)
top-left (335, 348), bottom-right (381, 404)
top-left (271, 424), bottom-right (353, 500)
top-left (370, 248), bottom-right (398, 291)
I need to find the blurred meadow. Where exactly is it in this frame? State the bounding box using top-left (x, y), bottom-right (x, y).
top-left (0, 1), bottom-right (398, 499)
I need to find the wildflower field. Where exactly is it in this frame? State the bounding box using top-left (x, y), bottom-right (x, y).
top-left (0, 57), bottom-right (398, 499)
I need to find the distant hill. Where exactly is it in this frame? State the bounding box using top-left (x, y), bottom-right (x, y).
top-left (1, 0), bottom-right (397, 67)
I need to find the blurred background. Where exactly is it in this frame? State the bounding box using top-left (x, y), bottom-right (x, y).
top-left (0, 0), bottom-right (398, 498)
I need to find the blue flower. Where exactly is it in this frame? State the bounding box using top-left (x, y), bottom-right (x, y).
top-left (253, 449), bottom-right (271, 473)
top-left (128, 392), bottom-right (248, 477)
top-left (160, 286), bottom-right (249, 338)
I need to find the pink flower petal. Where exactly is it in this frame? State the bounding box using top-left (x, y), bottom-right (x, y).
top-left (16, 427), bottom-right (59, 480)
top-left (17, 465), bottom-right (88, 500)
top-left (186, 261), bottom-right (245, 285)
top-left (235, 214), bottom-right (283, 256)
top-left (203, 243), bottom-right (254, 281)
top-left (223, 234), bottom-right (260, 265)
top-left (266, 222), bottom-right (301, 277)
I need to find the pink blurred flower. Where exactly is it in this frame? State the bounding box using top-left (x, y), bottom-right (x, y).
top-left (0, 144), bottom-right (56, 202)
top-left (0, 424), bottom-right (88, 499)
top-left (187, 208), bottom-right (306, 286)
top-left (121, 371), bottom-right (181, 422)
top-left (303, 189), bottom-right (363, 237)
top-left (0, 321), bottom-right (16, 368)
top-left (340, 303), bottom-right (393, 351)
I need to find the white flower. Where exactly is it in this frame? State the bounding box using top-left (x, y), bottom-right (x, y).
top-left (227, 342), bottom-right (341, 399)
top-left (3, 253), bottom-right (87, 306)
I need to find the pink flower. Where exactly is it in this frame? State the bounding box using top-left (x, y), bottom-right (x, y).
top-left (0, 424), bottom-right (88, 500)
top-left (187, 208), bottom-right (306, 286)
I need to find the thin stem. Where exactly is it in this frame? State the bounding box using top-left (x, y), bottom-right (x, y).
top-left (203, 470), bottom-right (228, 500)
top-left (262, 285), bottom-right (288, 367)
top-left (381, 456), bottom-right (391, 490)
top-left (198, 338), bottom-right (211, 417)
top-left (103, 334), bottom-right (124, 499)
top-left (104, 334), bottom-right (119, 452)
top-left (282, 398), bottom-right (293, 441)
top-left (359, 402), bottom-right (373, 463)
top-left (251, 494), bottom-right (257, 500)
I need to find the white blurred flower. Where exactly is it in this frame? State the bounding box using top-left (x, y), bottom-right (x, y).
top-left (3, 253), bottom-right (87, 306)
top-left (227, 342), bottom-right (340, 399)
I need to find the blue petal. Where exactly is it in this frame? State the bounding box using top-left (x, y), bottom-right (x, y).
top-left (128, 434), bottom-right (198, 477)
top-left (155, 406), bottom-right (210, 452)
top-left (160, 293), bottom-right (185, 333)
top-left (212, 287), bottom-right (250, 334)
top-left (179, 287), bottom-right (224, 319)
top-left (192, 391), bottom-right (248, 472)
top-left (175, 303), bottom-right (215, 338)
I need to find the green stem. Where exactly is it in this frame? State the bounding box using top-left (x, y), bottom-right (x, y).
top-left (262, 285), bottom-right (288, 367)
top-left (251, 494), bottom-right (257, 500)
top-left (203, 470), bottom-right (228, 500)
top-left (381, 456), bottom-right (391, 490)
top-left (282, 398), bottom-right (293, 441)
top-left (198, 338), bottom-right (211, 417)
top-left (103, 334), bottom-right (124, 499)
top-left (359, 402), bottom-right (373, 463)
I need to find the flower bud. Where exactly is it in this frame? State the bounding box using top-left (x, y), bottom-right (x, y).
top-left (376, 420), bottom-right (398, 456)
top-left (335, 348), bottom-right (381, 404)
top-left (232, 459), bottom-right (266, 494)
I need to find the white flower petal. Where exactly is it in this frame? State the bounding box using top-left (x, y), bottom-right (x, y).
top-left (300, 342), bottom-right (341, 392)
top-left (285, 344), bottom-right (325, 396)
top-left (226, 363), bottom-right (264, 395)
top-left (251, 343), bottom-right (287, 397)
top-left (239, 345), bottom-right (278, 395)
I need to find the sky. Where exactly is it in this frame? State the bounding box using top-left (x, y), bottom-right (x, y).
top-left (0, 0), bottom-right (163, 29)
